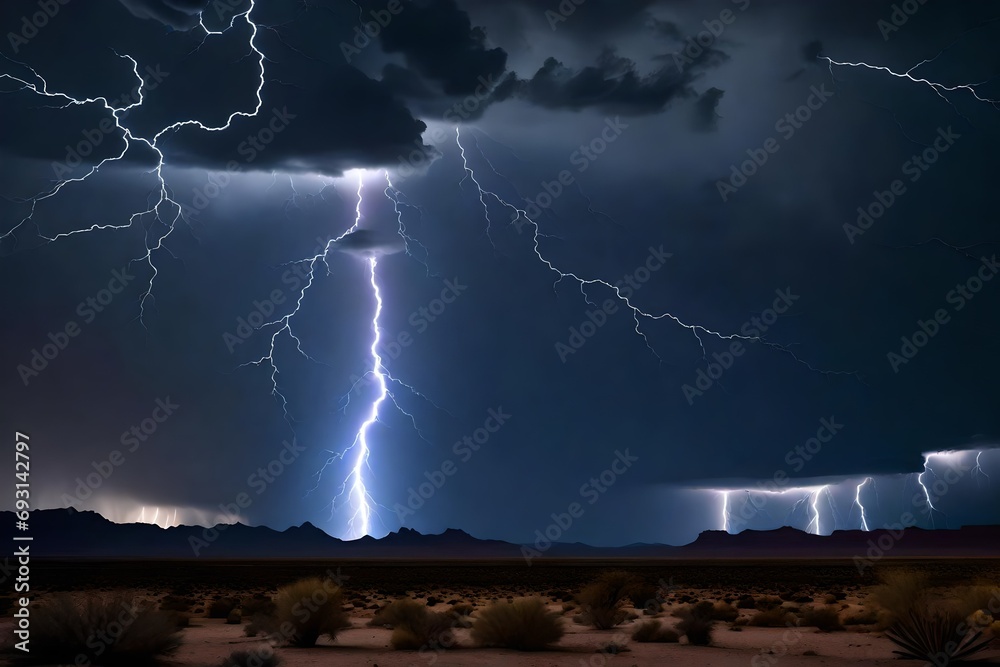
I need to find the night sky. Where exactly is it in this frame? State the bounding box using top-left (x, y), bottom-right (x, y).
top-left (2, 0), bottom-right (999, 547)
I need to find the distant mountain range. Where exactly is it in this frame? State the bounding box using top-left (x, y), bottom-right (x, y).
top-left (3, 510), bottom-right (998, 559)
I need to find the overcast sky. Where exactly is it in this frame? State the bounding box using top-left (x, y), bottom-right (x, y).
top-left (2, 0), bottom-right (999, 546)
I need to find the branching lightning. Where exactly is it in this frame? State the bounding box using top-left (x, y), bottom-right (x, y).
top-left (715, 485), bottom-right (830, 535)
top-left (455, 127), bottom-right (862, 379)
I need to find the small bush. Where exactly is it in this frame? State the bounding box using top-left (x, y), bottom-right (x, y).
top-left (219, 648), bottom-right (282, 667)
top-left (471, 598), bottom-right (564, 651)
top-left (736, 595), bottom-right (756, 609)
top-left (575, 571), bottom-right (641, 629)
top-left (749, 607), bottom-right (795, 628)
top-left (801, 606), bottom-right (843, 632)
top-left (208, 597), bottom-right (239, 619)
top-left (369, 598), bottom-right (425, 628)
top-left (631, 619), bottom-right (679, 643)
top-left (674, 602), bottom-right (715, 646)
top-left (244, 613), bottom-right (279, 637)
top-left (841, 608), bottom-right (880, 626)
top-left (226, 609), bottom-right (242, 625)
top-left (241, 596), bottom-right (276, 618)
top-left (26, 593), bottom-right (181, 665)
top-left (710, 601), bottom-right (738, 622)
top-left (870, 570), bottom-right (929, 622)
top-left (391, 611), bottom-right (455, 650)
top-left (273, 578), bottom-right (350, 647)
top-left (754, 596), bottom-right (783, 611)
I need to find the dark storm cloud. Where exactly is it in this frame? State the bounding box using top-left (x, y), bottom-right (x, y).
top-left (0, 1), bottom-right (434, 176)
top-left (692, 86), bottom-right (724, 131)
top-left (375, 0), bottom-right (507, 97)
top-left (116, 0), bottom-right (213, 30)
top-left (332, 229), bottom-right (405, 257)
top-left (495, 48), bottom-right (721, 115)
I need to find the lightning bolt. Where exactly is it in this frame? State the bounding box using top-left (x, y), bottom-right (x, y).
top-left (455, 126), bottom-right (863, 378)
top-left (819, 29), bottom-right (1000, 127)
top-left (854, 477), bottom-right (874, 531)
top-left (0, 1), bottom-right (266, 326)
top-left (972, 450), bottom-right (991, 486)
top-left (916, 453), bottom-right (947, 527)
top-left (720, 490), bottom-right (729, 532)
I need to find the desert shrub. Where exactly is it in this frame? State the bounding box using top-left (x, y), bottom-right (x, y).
top-left (950, 584), bottom-right (1000, 618)
top-left (241, 595), bottom-right (276, 618)
top-left (627, 582), bottom-right (660, 610)
top-left (822, 593), bottom-right (838, 604)
top-left (26, 593), bottom-right (181, 665)
top-left (575, 571), bottom-right (641, 629)
top-left (749, 607), bottom-right (796, 628)
top-left (674, 602), bottom-right (715, 646)
top-left (390, 610), bottom-right (455, 650)
top-left (736, 595), bottom-right (756, 609)
top-left (801, 606), bottom-right (843, 632)
top-left (471, 598), bottom-right (564, 651)
top-left (219, 648), bottom-right (282, 667)
top-left (841, 608), bottom-right (880, 626)
top-left (273, 578), bottom-right (350, 647)
top-left (369, 598), bottom-right (425, 628)
top-left (870, 569), bottom-right (929, 622)
top-left (208, 597), bottom-right (239, 619)
top-left (244, 613), bottom-right (279, 638)
top-left (226, 609), bottom-right (242, 625)
top-left (710, 601), bottom-right (738, 621)
top-left (631, 619), bottom-right (679, 643)
top-left (886, 608), bottom-right (991, 663)
top-left (755, 596), bottom-right (783, 610)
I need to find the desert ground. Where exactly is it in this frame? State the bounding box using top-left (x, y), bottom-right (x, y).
top-left (3, 559), bottom-right (999, 666)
